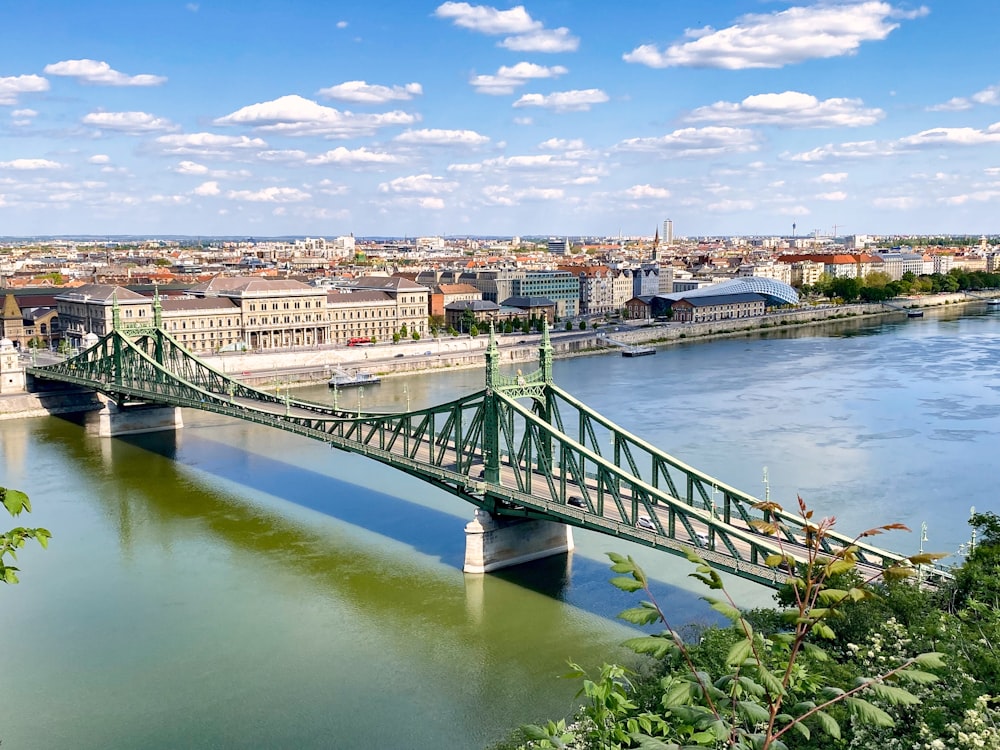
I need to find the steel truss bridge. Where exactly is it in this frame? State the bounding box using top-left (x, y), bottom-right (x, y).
top-left (27, 302), bottom-right (949, 589)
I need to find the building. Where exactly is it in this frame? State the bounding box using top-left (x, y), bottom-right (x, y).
top-left (671, 293), bottom-right (766, 323)
top-left (443, 300), bottom-right (525, 332)
top-left (547, 237), bottom-right (570, 255)
top-left (56, 284), bottom-right (154, 347)
top-left (428, 283), bottom-right (482, 319)
top-left (0, 294), bottom-right (60, 349)
top-left (624, 295), bottom-right (654, 319)
top-left (499, 296), bottom-right (557, 323)
top-left (663, 219), bottom-right (673, 246)
top-left (516, 271), bottom-right (579, 317)
top-left (186, 277), bottom-right (330, 350)
top-left (347, 276), bottom-right (428, 339)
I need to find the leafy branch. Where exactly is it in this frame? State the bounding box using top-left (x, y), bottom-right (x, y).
top-left (1, 486), bottom-right (51, 585)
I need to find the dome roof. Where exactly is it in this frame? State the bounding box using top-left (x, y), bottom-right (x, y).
top-left (663, 277), bottom-right (799, 306)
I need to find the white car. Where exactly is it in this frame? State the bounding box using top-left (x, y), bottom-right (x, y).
top-left (637, 515), bottom-right (656, 531)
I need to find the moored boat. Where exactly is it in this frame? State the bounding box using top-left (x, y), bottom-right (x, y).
top-left (328, 370), bottom-right (381, 388)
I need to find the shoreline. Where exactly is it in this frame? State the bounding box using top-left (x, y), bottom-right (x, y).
top-left (0, 292), bottom-right (984, 417)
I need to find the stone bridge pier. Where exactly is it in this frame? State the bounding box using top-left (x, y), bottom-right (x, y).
top-left (95, 394), bottom-right (183, 438)
top-left (463, 509), bottom-right (574, 573)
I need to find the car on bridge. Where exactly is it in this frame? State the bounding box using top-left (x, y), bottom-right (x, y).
top-left (637, 515), bottom-right (656, 531)
top-left (568, 495), bottom-right (586, 508)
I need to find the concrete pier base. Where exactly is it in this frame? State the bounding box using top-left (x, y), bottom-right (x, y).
top-left (463, 509), bottom-right (574, 574)
top-left (96, 396), bottom-right (183, 437)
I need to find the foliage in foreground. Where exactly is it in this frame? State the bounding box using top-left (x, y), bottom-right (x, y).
top-left (0, 486), bottom-right (50, 585)
top-left (503, 496), bottom-right (1000, 750)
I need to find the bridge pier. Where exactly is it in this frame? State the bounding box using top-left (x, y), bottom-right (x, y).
top-left (95, 395), bottom-right (183, 437)
top-left (463, 509), bottom-right (574, 574)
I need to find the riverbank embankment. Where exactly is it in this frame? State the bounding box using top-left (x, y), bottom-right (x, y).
top-left (0, 292), bottom-right (980, 418)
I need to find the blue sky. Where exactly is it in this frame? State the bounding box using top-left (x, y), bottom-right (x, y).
top-left (2, 1), bottom-right (998, 238)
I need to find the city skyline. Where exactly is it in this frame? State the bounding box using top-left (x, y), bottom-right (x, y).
top-left (3, 1), bottom-right (1000, 238)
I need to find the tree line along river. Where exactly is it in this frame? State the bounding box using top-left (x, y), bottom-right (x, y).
top-left (1, 303), bottom-right (997, 749)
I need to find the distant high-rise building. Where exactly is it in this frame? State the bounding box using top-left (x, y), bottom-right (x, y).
top-left (663, 219), bottom-right (673, 246)
top-left (547, 237), bottom-right (570, 255)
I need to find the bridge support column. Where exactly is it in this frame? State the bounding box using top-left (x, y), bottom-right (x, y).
top-left (463, 509), bottom-right (574, 574)
top-left (95, 395), bottom-right (183, 437)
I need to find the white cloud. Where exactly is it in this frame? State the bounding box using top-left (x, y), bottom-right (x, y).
top-left (11, 108), bottom-right (38, 118)
top-left (500, 27), bottom-right (578, 53)
top-left (624, 184), bottom-right (671, 200)
top-left (337, 20), bottom-right (348, 29)
top-left (434, 2), bottom-right (539, 34)
top-left (82, 110), bottom-right (178, 133)
top-left (685, 91), bottom-right (883, 128)
top-left (928, 83), bottom-right (1000, 112)
top-left (256, 149), bottom-right (309, 162)
top-left (513, 116), bottom-right (533, 126)
top-left (417, 197), bottom-right (446, 209)
top-left (435, 2), bottom-right (578, 52)
top-left (470, 62), bottom-right (567, 95)
top-left (816, 172), bottom-right (848, 183)
top-left (776, 205), bottom-right (811, 216)
top-left (317, 80), bottom-right (423, 103)
top-left (513, 89), bottom-right (609, 112)
top-left (214, 94), bottom-right (417, 138)
top-left (148, 194), bottom-right (190, 205)
top-left (88, 154), bottom-right (111, 164)
top-left (43, 59), bottom-right (166, 86)
top-left (939, 190), bottom-right (1000, 206)
top-left (173, 160), bottom-right (209, 175)
top-left (481, 184), bottom-right (564, 205)
top-left (226, 186), bottom-right (311, 203)
top-left (617, 126), bottom-right (759, 157)
top-left (307, 147), bottom-right (403, 165)
top-left (536, 138), bottom-right (579, 151)
top-left (0, 158), bottom-right (62, 170)
top-left (378, 174), bottom-right (458, 194)
top-left (0, 74), bottom-right (49, 105)
top-left (898, 124), bottom-right (1000, 147)
top-left (707, 199), bottom-right (755, 212)
top-left (394, 128), bottom-right (489, 146)
top-left (926, 97), bottom-right (972, 113)
top-left (624, 2), bottom-right (928, 70)
top-left (873, 196), bottom-right (917, 210)
top-left (784, 140), bottom-right (890, 161)
top-left (816, 191), bottom-right (848, 201)
top-left (485, 154), bottom-right (578, 170)
top-left (193, 181), bottom-right (220, 196)
top-left (153, 132), bottom-right (268, 157)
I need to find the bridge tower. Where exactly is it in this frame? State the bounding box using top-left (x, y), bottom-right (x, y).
top-left (97, 290), bottom-right (183, 437)
top-left (464, 321), bottom-right (575, 573)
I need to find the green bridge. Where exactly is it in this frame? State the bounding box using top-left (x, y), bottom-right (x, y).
top-left (26, 298), bottom-right (949, 589)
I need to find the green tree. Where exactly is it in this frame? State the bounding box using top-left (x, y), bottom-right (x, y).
top-left (411, 330), bottom-right (420, 341)
top-left (522, 497), bottom-right (946, 750)
top-left (469, 324), bottom-right (480, 337)
top-left (578, 320), bottom-right (587, 331)
top-left (565, 320), bottom-right (573, 331)
top-left (1, 487), bottom-right (51, 585)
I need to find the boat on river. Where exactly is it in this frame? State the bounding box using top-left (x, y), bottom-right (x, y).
top-left (622, 346), bottom-right (655, 357)
top-left (987, 299), bottom-right (1000, 308)
top-left (907, 309), bottom-right (924, 318)
top-left (328, 369), bottom-right (380, 388)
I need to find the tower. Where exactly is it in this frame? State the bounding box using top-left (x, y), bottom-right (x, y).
top-left (663, 219), bottom-right (673, 246)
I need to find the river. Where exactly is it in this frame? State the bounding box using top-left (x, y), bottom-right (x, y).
top-left (1, 303), bottom-right (997, 749)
